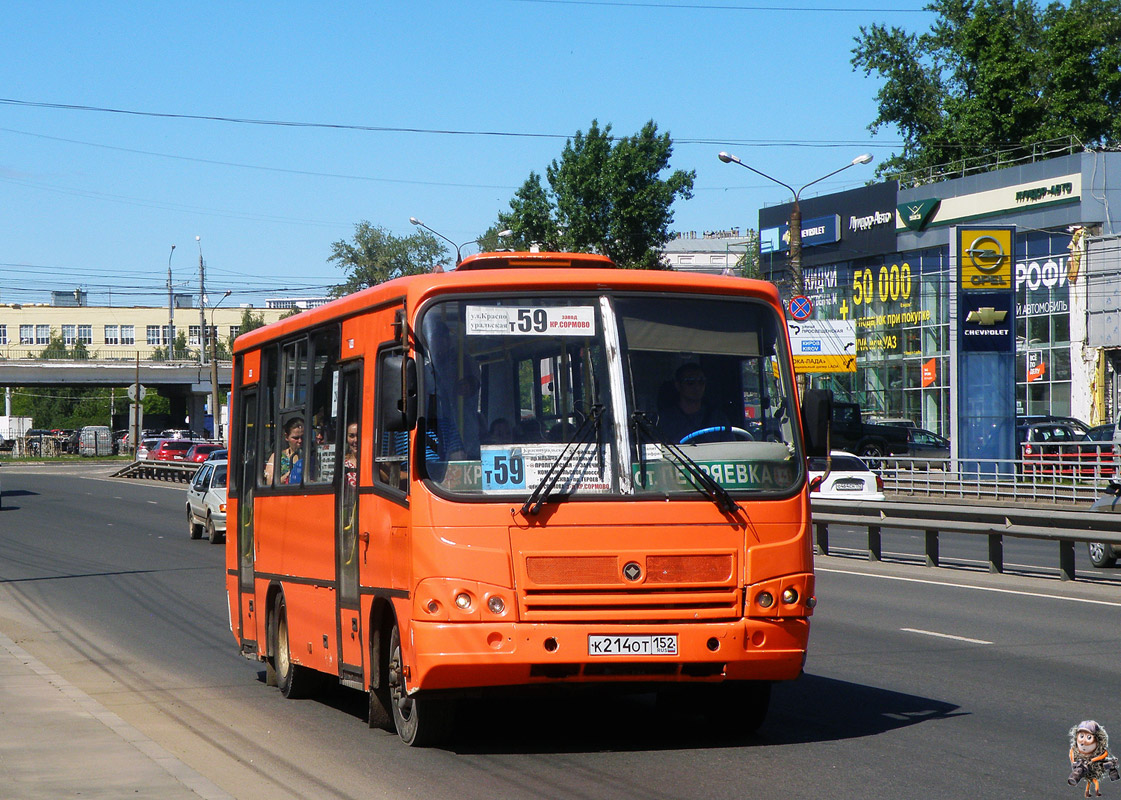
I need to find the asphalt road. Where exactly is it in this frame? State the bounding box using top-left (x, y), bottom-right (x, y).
top-left (0, 463), bottom-right (1118, 799)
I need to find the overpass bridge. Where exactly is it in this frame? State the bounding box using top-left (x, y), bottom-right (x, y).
top-left (0, 357), bottom-right (232, 431)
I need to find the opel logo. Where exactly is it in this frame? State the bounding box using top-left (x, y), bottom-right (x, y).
top-left (623, 562), bottom-right (643, 582)
top-left (965, 235), bottom-right (1006, 273)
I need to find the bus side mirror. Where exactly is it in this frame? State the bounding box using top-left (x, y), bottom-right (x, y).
top-left (383, 355), bottom-right (417, 432)
top-left (801, 388), bottom-right (833, 458)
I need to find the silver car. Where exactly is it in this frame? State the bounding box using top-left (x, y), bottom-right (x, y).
top-left (186, 459), bottom-right (227, 544)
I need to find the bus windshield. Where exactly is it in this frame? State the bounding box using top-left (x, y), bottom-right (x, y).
top-left (418, 292), bottom-right (801, 499)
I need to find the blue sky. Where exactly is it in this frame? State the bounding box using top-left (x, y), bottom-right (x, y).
top-left (1, 1), bottom-right (931, 308)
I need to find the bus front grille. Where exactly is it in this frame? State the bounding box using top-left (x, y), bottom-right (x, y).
top-left (520, 586), bottom-right (740, 621)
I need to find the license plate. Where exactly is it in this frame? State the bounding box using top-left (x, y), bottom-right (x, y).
top-left (588, 634), bottom-right (677, 656)
top-left (834, 479), bottom-right (864, 491)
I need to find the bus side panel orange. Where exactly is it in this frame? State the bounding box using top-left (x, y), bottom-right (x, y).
top-left (253, 494), bottom-right (335, 581)
top-left (241, 350), bottom-right (261, 385)
top-left (277, 581), bottom-right (337, 674)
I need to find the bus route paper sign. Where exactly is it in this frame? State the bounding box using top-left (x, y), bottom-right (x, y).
top-left (786, 319), bottom-right (856, 373)
top-left (466, 306), bottom-right (596, 336)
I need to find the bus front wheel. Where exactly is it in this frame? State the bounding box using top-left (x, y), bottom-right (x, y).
top-left (387, 624), bottom-right (454, 746)
top-left (272, 593), bottom-right (316, 699)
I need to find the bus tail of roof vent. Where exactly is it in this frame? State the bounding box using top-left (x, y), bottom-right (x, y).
top-left (456, 251), bottom-right (616, 271)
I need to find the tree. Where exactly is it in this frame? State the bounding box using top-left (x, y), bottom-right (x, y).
top-left (498, 120), bottom-right (695, 269)
top-left (237, 307), bottom-right (268, 338)
top-left (329, 222), bottom-right (449, 295)
top-left (852, 0), bottom-right (1121, 177)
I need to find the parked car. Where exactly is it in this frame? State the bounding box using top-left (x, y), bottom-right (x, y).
top-left (1088, 482), bottom-right (1121, 567)
top-left (186, 459), bottom-right (227, 544)
top-left (160, 428), bottom-right (196, 440)
top-left (185, 442), bottom-right (225, 463)
top-left (1018, 421), bottom-right (1114, 477)
top-left (1084, 424), bottom-right (1115, 442)
top-left (868, 416), bottom-right (917, 428)
top-left (905, 427), bottom-right (950, 468)
top-left (1016, 415), bottom-right (1090, 437)
top-left (807, 451), bottom-right (885, 501)
top-left (148, 439), bottom-right (197, 462)
top-left (136, 438), bottom-right (160, 460)
top-left (204, 448), bottom-right (228, 462)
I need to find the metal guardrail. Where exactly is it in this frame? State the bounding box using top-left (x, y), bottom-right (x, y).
top-left (811, 495), bottom-right (1121, 582)
top-left (112, 460), bottom-right (200, 482)
top-left (873, 454), bottom-right (1116, 503)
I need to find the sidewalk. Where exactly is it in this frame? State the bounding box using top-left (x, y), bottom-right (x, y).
top-left (0, 631), bottom-right (233, 800)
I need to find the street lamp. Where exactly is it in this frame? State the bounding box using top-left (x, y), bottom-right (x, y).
top-left (718, 151), bottom-right (872, 303)
top-left (410, 217), bottom-right (513, 266)
top-left (209, 289), bottom-right (232, 443)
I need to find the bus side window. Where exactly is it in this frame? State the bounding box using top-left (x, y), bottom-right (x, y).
top-left (374, 347), bottom-right (409, 494)
top-left (257, 346), bottom-right (277, 488)
top-left (306, 326), bottom-right (340, 485)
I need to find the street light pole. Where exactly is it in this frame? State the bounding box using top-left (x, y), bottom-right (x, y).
top-left (409, 218), bottom-right (512, 267)
top-left (209, 290), bottom-right (232, 443)
top-left (718, 151), bottom-right (873, 394)
top-left (196, 236), bottom-right (206, 366)
top-left (718, 152), bottom-right (873, 304)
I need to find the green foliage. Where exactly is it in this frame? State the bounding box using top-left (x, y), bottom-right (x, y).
top-left (852, 0), bottom-right (1121, 175)
top-left (151, 331), bottom-right (194, 362)
top-left (731, 230), bottom-right (762, 279)
top-left (329, 221), bottom-right (449, 294)
top-left (498, 120), bottom-right (695, 269)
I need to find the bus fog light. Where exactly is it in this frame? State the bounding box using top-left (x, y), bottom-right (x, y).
top-left (454, 592), bottom-right (472, 610)
top-left (782, 588), bottom-right (799, 605)
top-left (425, 600), bottom-right (440, 614)
top-left (486, 596), bottom-right (505, 615)
top-left (757, 591), bottom-right (774, 609)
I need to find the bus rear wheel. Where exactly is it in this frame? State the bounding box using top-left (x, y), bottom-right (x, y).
top-left (387, 624), bottom-right (453, 746)
top-left (272, 593), bottom-right (316, 699)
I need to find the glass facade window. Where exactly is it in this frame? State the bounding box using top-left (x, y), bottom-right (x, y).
top-left (104, 325), bottom-right (119, 345)
top-left (77, 325), bottom-right (92, 345)
top-left (0, 325), bottom-right (6, 345)
top-left (20, 325), bottom-right (33, 345)
top-left (121, 325), bottom-right (135, 345)
top-left (62, 324), bottom-right (77, 345)
top-left (36, 325), bottom-right (49, 345)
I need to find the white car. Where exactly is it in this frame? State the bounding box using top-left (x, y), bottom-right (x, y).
top-left (808, 451), bottom-right (885, 501)
top-left (186, 459), bottom-right (227, 544)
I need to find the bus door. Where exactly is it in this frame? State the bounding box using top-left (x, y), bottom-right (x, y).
top-left (336, 366), bottom-right (364, 681)
top-left (236, 386), bottom-right (258, 645)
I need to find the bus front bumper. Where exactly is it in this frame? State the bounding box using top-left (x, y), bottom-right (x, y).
top-left (408, 617), bottom-right (809, 691)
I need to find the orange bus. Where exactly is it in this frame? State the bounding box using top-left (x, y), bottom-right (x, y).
top-left (226, 251), bottom-right (829, 746)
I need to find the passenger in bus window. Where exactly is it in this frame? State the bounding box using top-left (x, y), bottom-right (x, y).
top-left (344, 422), bottom-right (358, 487)
top-left (657, 364), bottom-right (730, 444)
top-left (483, 417), bottom-right (512, 444)
top-left (263, 416), bottom-right (304, 484)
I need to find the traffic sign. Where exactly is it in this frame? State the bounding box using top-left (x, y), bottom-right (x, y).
top-left (127, 384), bottom-right (147, 402)
top-left (789, 295), bottom-right (813, 321)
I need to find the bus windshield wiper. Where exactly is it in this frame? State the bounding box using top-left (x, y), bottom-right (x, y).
top-left (521, 405), bottom-right (605, 516)
top-left (632, 412), bottom-right (742, 515)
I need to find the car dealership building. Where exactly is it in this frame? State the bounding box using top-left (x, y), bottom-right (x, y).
top-left (757, 146), bottom-right (1121, 438)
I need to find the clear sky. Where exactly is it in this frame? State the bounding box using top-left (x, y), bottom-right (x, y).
top-left (1, 0), bottom-right (932, 308)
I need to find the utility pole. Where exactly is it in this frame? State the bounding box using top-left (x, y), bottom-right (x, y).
top-left (197, 236), bottom-right (206, 366)
top-left (168, 245), bottom-right (176, 350)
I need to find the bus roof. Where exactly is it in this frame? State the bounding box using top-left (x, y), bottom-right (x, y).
top-left (233, 251), bottom-right (777, 354)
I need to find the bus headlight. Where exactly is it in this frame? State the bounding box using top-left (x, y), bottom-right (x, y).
top-left (782, 587), bottom-right (799, 605)
top-left (486, 595), bottom-right (506, 615)
top-left (756, 591), bottom-right (774, 609)
top-left (454, 592), bottom-right (473, 611)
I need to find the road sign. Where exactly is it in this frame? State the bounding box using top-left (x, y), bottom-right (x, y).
top-left (787, 319), bottom-right (856, 373)
top-left (789, 295), bottom-right (813, 321)
top-left (127, 384), bottom-right (147, 402)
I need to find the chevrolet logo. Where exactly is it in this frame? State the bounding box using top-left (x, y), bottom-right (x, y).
top-left (967, 307), bottom-right (1007, 325)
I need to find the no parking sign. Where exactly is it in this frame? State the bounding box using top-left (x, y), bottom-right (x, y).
top-left (789, 295), bottom-right (813, 321)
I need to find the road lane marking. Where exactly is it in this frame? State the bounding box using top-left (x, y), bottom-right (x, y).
top-left (817, 565), bottom-right (1121, 608)
top-left (900, 627), bottom-right (992, 645)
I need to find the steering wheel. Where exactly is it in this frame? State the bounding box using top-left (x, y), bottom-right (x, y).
top-left (679, 426), bottom-right (754, 444)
